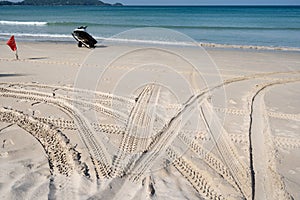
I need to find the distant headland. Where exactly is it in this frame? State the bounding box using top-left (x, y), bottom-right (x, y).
top-left (0, 0), bottom-right (123, 6)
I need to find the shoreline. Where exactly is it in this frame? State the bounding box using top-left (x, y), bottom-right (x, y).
top-left (1, 6), bottom-right (299, 55)
top-left (1, 38), bottom-right (300, 53)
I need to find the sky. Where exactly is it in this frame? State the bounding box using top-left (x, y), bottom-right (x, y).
top-left (105, 0), bottom-right (300, 5)
top-left (4, 0), bottom-right (300, 5)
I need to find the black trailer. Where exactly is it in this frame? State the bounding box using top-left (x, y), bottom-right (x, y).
top-left (72, 26), bottom-right (97, 48)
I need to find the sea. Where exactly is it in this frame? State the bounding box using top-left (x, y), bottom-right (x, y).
top-left (0, 6), bottom-right (300, 50)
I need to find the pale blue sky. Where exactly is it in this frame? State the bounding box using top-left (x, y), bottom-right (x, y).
top-left (106, 0), bottom-right (300, 5)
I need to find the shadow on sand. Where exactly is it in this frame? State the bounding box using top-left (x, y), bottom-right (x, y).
top-left (28, 57), bottom-right (49, 60)
top-left (0, 73), bottom-right (27, 78)
top-left (95, 45), bottom-right (108, 49)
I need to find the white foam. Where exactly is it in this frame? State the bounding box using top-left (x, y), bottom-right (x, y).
top-left (198, 42), bottom-right (300, 51)
top-left (97, 37), bottom-right (194, 46)
top-left (0, 20), bottom-right (47, 26)
top-left (98, 37), bottom-right (300, 51)
top-left (0, 32), bottom-right (71, 39)
top-left (1, 32), bottom-right (299, 52)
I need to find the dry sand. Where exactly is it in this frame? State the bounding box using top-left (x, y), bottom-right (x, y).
top-left (0, 41), bottom-right (299, 200)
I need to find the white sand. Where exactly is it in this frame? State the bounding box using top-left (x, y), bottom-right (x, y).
top-left (0, 41), bottom-right (299, 200)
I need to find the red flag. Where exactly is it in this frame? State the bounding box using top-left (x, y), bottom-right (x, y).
top-left (6, 35), bottom-right (17, 51)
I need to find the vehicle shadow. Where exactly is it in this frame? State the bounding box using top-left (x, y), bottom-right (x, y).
top-left (0, 73), bottom-right (27, 78)
top-left (95, 45), bottom-right (108, 48)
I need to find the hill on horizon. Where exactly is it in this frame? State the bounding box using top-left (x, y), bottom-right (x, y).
top-left (0, 0), bottom-right (123, 6)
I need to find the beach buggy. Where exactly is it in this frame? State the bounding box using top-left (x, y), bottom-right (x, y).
top-left (72, 26), bottom-right (97, 48)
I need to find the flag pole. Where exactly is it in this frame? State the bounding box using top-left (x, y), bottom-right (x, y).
top-left (15, 49), bottom-right (19, 60)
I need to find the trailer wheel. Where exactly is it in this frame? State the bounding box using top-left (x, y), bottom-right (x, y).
top-left (78, 42), bottom-right (83, 47)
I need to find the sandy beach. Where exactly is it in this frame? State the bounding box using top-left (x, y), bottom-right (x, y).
top-left (0, 41), bottom-right (299, 200)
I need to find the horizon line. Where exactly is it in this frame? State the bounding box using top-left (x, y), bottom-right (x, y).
top-left (120, 4), bottom-right (300, 6)
top-left (1, 2), bottom-right (300, 6)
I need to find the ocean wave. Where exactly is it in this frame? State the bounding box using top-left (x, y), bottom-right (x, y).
top-left (0, 32), bottom-right (299, 51)
top-left (100, 37), bottom-right (300, 51)
top-left (47, 21), bottom-right (300, 30)
top-left (2, 20), bottom-right (299, 31)
top-left (198, 42), bottom-right (300, 51)
top-left (0, 20), bottom-right (47, 26)
top-left (102, 37), bottom-right (195, 46)
top-left (0, 32), bottom-right (71, 38)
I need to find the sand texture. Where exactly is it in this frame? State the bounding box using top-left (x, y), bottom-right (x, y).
top-left (0, 42), bottom-right (299, 200)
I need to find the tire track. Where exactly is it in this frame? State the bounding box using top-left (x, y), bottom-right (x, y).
top-left (214, 107), bottom-right (300, 122)
top-left (70, 98), bottom-right (128, 124)
top-left (128, 92), bottom-right (207, 182)
top-left (0, 58), bottom-right (81, 67)
top-left (166, 148), bottom-right (226, 200)
top-left (107, 72), bottom-right (298, 195)
top-left (1, 58), bottom-right (299, 81)
top-left (2, 82), bottom-right (299, 122)
top-left (274, 136), bottom-right (300, 149)
top-left (229, 133), bottom-right (300, 150)
top-left (0, 107), bottom-right (88, 200)
top-left (0, 87), bottom-right (111, 178)
top-left (200, 100), bottom-right (252, 199)
top-left (250, 92), bottom-right (292, 200)
top-left (0, 83), bottom-right (129, 124)
top-left (36, 115), bottom-right (300, 151)
top-left (247, 79), bottom-right (299, 200)
top-left (268, 111), bottom-right (300, 122)
top-left (0, 82), bottom-right (134, 106)
top-left (0, 107), bottom-right (87, 176)
top-left (38, 117), bottom-right (77, 130)
top-left (177, 132), bottom-right (239, 191)
top-left (1, 69), bottom-right (299, 198)
top-left (112, 84), bottom-right (157, 177)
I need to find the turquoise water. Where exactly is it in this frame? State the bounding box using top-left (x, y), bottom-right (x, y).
top-left (0, 6), bottom-right (300, 48)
